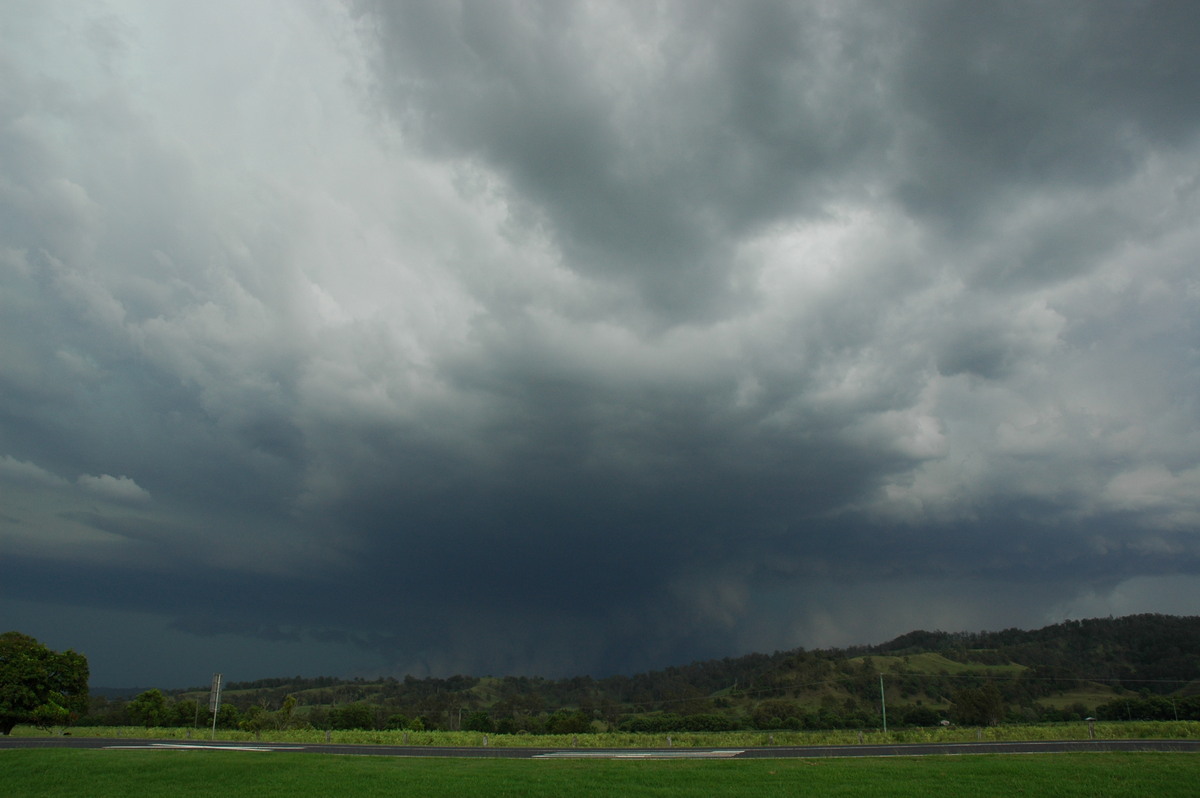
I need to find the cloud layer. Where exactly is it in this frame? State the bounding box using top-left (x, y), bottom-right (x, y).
top-left (2, 0), bottom-right (1199, 686)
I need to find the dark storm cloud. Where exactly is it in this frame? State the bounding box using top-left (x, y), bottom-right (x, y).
top-left (891, 0), bottom-right (1200, 234)
top-left (353, 0), bottom-right (899, 319)
top-left (2, 0), bottom-right (1200, 686)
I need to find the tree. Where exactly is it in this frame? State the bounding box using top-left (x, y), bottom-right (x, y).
top-left (751, 699), bottom-right (801, 729)
top-left (239, 695), bottom-right (307, 732)
top-left (329, 702), bottom-right (376, 730)
top-left (277, 694), bottom-right (302, 730)
top-left (0, 631), bottom-right (89, 735)
top-left (463, 710), bottom-right (494, 733)
top-left (128, 689), bottom-right (168, 727)
top-left (545, 710), bottom-right (591, 734)
top-left (215, 703), bottom-right (241, 729)
top-left (171, 698), bottom-right (201, 727)
top-left (238, 703), bottom-right (270, 732)
top-left (950, 683), bottom-right (1005, 726)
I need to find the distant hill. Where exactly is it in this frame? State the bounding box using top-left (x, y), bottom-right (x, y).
top-left (88, 614), bottom-right (1200, 731)
top-left (89, 686), bottom-right (158, 700)
top-left (873, 614), bottom-right (1200, 686)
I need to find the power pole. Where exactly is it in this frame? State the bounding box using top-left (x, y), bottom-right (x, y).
top-left (209, 673), bottom-right (223, 740)
top-left (880, 675), bottom-right (887, 734)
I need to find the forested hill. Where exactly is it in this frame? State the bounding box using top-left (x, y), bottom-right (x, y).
top-left (870, 614), bottom-right (1200, 684)
top-left (90, 614), bottom-right (1200, 730)
top-left (212, 614), bottom-right (1200, 705)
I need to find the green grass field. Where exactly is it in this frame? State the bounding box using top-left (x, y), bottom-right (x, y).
top-left (1, 749), bottom-right (1196, 797)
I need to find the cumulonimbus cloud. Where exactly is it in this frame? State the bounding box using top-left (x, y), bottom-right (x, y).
top-left (1, 0), bottom-right (1199, 686)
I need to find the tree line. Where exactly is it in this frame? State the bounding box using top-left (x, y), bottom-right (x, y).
top-left (82, 682), bottom-right (1200, 734)
top-left (7, 614), bottom-right (1199, 734)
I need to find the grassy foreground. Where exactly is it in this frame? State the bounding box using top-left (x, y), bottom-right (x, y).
top-left (2, 750), bottom-right (1198, 798)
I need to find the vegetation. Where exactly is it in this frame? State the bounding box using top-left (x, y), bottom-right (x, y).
top-left (2, 750), bottom-right (1198, 798)
top-left (0, 613), bottom-right (1186, 739)
top-left (0, 632), bottom-right (88, 735)
top-left (14, 719), bottom-right (1200, 748)
top-left (73, 614), bottom-right (1200, 737)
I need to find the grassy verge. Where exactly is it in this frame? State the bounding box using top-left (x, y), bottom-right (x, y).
top-left (1, 749), bottom-right (1197, 798)
top-left (14, 719), bottom-right (1200, 747)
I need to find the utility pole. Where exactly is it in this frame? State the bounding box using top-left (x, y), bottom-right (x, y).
top-left (880, 675), bottom-right (887, 734)
top-left (209, 673), bottom-right (223, 740)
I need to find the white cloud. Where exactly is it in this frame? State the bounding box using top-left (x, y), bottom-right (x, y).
top-left (77, 473), bottom-right (151, 503)
top-left (0, 455), bottom-right (67, 487)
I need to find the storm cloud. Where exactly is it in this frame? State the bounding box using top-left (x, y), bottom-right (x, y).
top-left (2, 0), bottom-right (1199, 687)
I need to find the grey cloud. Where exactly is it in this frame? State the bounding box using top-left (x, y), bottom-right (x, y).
top-left (2, 0), bottom-right (1199, 686)
top-left (353, 0), bottom-right (897, 320)
top-left (168, 616), bottom-right (305, 644)
top-left (0, 455), bottom-right (68, 487)
top-left (890, 0), bottom-right (1200, 231)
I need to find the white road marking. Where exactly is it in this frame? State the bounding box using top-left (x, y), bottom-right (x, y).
top-left (103, 742), bottom-right (301, 752)
top-left (535, 749), bottom-right (745, 759)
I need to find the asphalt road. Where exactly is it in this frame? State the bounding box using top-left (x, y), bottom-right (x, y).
top-left (2, 737), bottom-right (1198, 759)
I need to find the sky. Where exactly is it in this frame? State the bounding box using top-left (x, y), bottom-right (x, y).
top-left (2, 0), bottom-right (1200, 689)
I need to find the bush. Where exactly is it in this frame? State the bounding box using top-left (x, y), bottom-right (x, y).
top-left (898, 705), bottom-right (944, 726)
top-left (679, 714), bottom-right (738, 732)
top-left (463, 711), bottom-right (494, 733)
top-left (328, 703), bottom-right (376, 730)
top-left (546, 711), bottom-right (590, 734)
top-left (619, 714), bottom-right (684, 733)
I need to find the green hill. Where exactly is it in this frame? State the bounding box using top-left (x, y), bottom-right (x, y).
top-left (86, 613), bottom-right (1200, 732)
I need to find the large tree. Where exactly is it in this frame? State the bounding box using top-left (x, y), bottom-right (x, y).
top-left (0, 632), bottom-right (89, 735)
top-left (127, 688), bottom-right (168, 728)
top-left (950, 683), bottom-right (1005, 727)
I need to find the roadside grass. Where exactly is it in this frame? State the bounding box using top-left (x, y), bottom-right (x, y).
top-left (15, 719), bottom-right (1199, 748)
top-left (1, 749), bottom-right (1197, 798)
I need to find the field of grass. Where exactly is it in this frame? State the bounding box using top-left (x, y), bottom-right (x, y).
top-left (1036, 685), bottom-right (1132, 709)
top-left (14, 719), bottom-right (1200, 747)
top-left (849, 652), bottom-right (1027, 676)
top-left (1, 749), bottom-right (1197, 798)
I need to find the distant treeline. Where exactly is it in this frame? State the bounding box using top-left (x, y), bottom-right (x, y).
top-left (80, 614), bottom-right (1200, 733)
